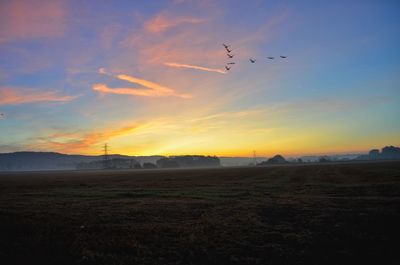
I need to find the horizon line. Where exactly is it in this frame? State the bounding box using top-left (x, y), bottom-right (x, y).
top-left (0, 149), bottom-right (382, 158)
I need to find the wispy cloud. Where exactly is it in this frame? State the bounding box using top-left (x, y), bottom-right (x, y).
top-left (145, 13), bottom-right (207, 33)
top-left (116, 74), bottom-right (176, 94)
top-left (0, 88), bottom-right (76, 105)
top-left (94, 69), bottom-right (192, 98)
top-left (32, 125), bottom-right (141, 154)
top-left (164, 62), bottom-right (226, 74)
top-left (93, 83), bottom-right (169, 97)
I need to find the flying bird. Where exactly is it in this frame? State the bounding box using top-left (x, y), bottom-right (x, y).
top-left (223, 43), bottom-right (229, 49)
top-left (280, 56), bottom-right (287, 58)
top-left (249, 58), bottom-right (256, 63)
top-left (225, 47), bottom-right (232, 53)
top-left (227, 53), bottom-right (234, 58)
top-left (227, 62), bottom-right (235, 65)
top-left (225, 66), bottom-right (231, 71)
top-left (267, 57), bottom-right (274, 59)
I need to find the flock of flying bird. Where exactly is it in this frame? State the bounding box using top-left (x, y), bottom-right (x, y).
top-left (222, 43), bottom-right (287, 71)
top-left (0, 45), bottom-right (287, 121)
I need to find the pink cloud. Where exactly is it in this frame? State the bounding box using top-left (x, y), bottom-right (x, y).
top-left (164, 62), bottom-right (226, 74)
top-left (94, 69), bottom-right (192, 98)
top-left (0, 87), bottom-right (76, 105)
top-left (31, 125), bottom-right (141, 154)
top-left (93, 83), bottom-right (164, 97)
top-left (0, 0), bottom-right (66, 42)
top-left (116, 74), bottom-right (176, 94)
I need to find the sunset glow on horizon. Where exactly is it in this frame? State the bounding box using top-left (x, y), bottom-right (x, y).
top-left (0, 0), bottom-right (399, 157)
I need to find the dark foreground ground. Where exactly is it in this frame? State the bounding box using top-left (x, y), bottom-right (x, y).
top-left (0, 161), bottom-right (399, 265)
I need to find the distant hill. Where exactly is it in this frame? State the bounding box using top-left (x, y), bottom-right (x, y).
top-left (0, 152), bottom-right (269, 171)
top-left (0, 152), bottom-right (163, 171)
top-left (1, 146), bottom-right (399, 171)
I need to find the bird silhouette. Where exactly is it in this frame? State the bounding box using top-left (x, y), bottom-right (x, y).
top-left (221, 43), bottom-right (288, 70)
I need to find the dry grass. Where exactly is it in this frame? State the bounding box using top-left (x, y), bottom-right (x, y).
top-left (0, 161), bottom-right (399, 264)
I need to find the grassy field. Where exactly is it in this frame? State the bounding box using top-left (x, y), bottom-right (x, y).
top-left (0, 161), bottom-right (399, 265)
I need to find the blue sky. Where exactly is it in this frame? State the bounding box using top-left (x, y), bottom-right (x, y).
top-left (0, 0), bottom-right (399, 156)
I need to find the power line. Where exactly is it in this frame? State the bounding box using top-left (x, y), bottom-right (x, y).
top-left (103, 143), bottom-right (109, 169)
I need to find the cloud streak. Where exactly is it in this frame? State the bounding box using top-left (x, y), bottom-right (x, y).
top-left (94, 69), bottom-right (192, 98)
top-left (93, 83), bottom-right (170, 97)
top-left (33, 125), bottom-right (141, 154)
top-left (116, 74), bottom-right (176, 94)
top-left (0, 88), bottom-right (76, 105)
top-left (164, 62), bottom-right (226, 74)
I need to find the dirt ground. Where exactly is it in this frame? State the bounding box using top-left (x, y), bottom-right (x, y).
top-left (0, 161), bottom-right (399, 265)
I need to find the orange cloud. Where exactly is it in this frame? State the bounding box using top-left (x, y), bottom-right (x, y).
top-left (95, 69), bottom-right (192, 98)
top-left (34, 125), bottom-right (141, 154)
top-left (164, 62), bottom-right (226, 74)
top-left (116, 74), bottom-right (175, 94)
top-left (145, 13), bottom-right (207, 33)
top-left (0, 88), bottom-right (76, 105)
top-left (93, 83), bottom-right (166, 97)
top-left (0, 0), bottom-right (66, 42)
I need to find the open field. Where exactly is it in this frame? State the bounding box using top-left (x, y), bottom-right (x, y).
top-left (0, 161), bottom-right (399, 265)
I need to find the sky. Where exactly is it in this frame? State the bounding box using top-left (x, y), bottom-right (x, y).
top-left (0, 0), bottom-right (399, 157)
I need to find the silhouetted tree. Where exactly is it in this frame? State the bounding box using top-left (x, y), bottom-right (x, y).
top-left (381, 146), bottom-right (400, 160)
top-left (267, 154), bottom-right (287, 164)
top-left (369, 149), bottom-right (380, 160)
top-left (156, 158), bottom-right (180, 168)
top-left (143, 162), bottom-right (157, 169)
top-left (318, 156), bottom-right (331, 163)
top-left (156, 156), bottom-right (220, 168)
top-left (257, 154), bottom-right (287, 166)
